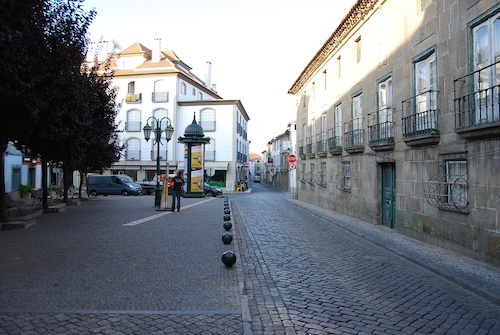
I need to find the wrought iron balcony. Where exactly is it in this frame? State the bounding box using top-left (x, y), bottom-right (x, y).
top-left (368, 108), bottom-right (395, 151)
top-left (402, 89), bottom-right (440, 146)
top-left (453, 60), bottom-right (500, 139)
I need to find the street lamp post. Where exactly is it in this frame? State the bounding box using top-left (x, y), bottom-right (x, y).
top-left (143, 117), bottom-right (174, 207)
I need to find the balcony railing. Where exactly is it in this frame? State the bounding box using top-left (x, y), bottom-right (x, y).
top-left (305, 136), bottom-right (314, 156)
top-left (125, 121), bottom-right (141, 132)
top-left (126, 93), bottom-right (142, 103)
top-left (151, 150), bottom-right (168, 160)
top-left (344, 118), bottom-right (364, 149)
top-left (368, 108), bottom-right (394, 144)
top-left (327, 127), bottom-right (342, 154)
top-left (200, 121), bottom-right (216, 131)
top-left (125, 150), bottom-right (140, 160)
top-left (453, 60), bottom-right (500, 138)
top-left (402, 90), bottom-right (439, 139)
top-left (152, 91), bottom-right (169, 102)
top-left (315, 133), bottom-right (327, 156)
top-left (205, 150), bottom-right (215, 161)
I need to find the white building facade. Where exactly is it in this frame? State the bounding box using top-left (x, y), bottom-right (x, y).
top-left (83, 40), bottom-right (250, 191)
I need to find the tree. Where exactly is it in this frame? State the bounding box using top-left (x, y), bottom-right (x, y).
top-left (0, 0), bottom-right (98, 221)
top-left (0, 0), bottom-right (49, 222)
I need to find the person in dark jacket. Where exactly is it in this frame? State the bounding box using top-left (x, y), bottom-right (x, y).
top-left (171, 171), bottom-right (184, 212)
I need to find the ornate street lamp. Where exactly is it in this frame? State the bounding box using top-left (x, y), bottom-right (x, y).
top-left (143, 117), bottom-right (174, 207)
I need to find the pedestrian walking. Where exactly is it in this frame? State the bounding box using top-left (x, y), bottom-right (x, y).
top-left (171, 170), bottom-right (184, 212)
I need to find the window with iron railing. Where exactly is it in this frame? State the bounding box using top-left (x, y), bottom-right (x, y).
top-left (454, 60), bottom-right (500, 130)
top-left (402, 90), bottom-right (439, 138)
top-left (335, 162), bottom-right (351, 192)
top-left (315, 132), bottom-right (327, 155)
top-left (424, 153), bottom-right (468, 214)
top-left (344, 118), bottom-right (364, 148)
top-left (368, 108), bottom-right (395, 144)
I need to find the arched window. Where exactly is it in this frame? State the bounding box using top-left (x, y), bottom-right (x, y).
top-left (200, 108), bottom-right (216, 131)
top-left (126, 110), bottom-right (141, 131)
top-left (125, 138), bottom-right (140, 160)
top-left (153, 80), bottom-right (168, 102)
top-left (181, 82), bottom-right (187, 95)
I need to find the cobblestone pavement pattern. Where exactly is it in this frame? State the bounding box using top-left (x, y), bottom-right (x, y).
top-left (231, 184), bottom-right (500, 335)
top-left (1, 184), bottom-right (500, 334)
top-left (0, 196), bottom-right (242, 334)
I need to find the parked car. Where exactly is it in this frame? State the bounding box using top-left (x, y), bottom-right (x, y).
top-left (254, 175), bottom-right (261, 182)
top-left (204, 183), bottom-right (223, 197)
top-left (87, 174), bottom-right (143, 196)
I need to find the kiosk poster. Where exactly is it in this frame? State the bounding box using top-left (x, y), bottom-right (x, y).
top-left (191, 145), bottom-right (203, 169)
top-left (190, 169), bottom-right (203, 192)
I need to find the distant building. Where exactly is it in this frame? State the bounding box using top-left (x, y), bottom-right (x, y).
top-left (263, 122), bottom-right (297, 193)
top-left (288, 0), bottom-right (500, 265)
top-left (83, 39), bottom-right (250, 191)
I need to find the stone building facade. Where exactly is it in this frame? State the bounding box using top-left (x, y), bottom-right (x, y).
top-left (289, 0), bottom-right (500, 265)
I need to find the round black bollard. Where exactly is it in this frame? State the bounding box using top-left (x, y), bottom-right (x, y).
top-left (223, 221), bottom-right (232, 231)
top-left (224, 208), bottom-right (230, 215)
top-left (222, 232), bottom-right (233, 244)
top-left (223, 214), bottom-right (231, 221)
top-left (222, 251), bottom-right (236, 267)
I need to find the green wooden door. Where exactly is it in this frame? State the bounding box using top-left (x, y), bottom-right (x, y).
top-left (382, 163), bottom-right (395, 228)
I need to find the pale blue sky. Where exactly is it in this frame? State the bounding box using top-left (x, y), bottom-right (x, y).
top-left (84, 0), bottom-right (357, 152)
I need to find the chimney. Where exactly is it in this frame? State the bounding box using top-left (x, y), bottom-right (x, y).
top-left (205, 61), bottom-right (212, 89)
top-left (152, 38), bottom-right (161, 62)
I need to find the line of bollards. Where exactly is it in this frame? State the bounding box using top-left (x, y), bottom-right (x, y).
top-left (221, 196), bottom-right (236, 267)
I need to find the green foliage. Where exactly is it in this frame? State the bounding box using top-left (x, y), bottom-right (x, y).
top-left (19, 184), bottom-right (33, 196)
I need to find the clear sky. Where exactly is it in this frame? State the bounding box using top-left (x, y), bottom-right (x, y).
top-left (83, 0), bottom-right (357, 153)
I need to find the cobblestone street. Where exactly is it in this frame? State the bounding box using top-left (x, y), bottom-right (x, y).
top-left (232, 184), bottom-right (500, 334)
top-left (0, 183), bottom-right (499, 334)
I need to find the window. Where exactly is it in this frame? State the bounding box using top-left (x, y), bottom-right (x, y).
top-left (323, 70), bottom-right (327, 90)
top-left (317, 113), bottom-right (327, 153)
top-left (198, 92), bottom-right (203, 100)
top-left (337, 56), bottom-right (341, 78)
top-left (302, 123), bottom-right (307, 154)
top-left (205, 138), bottom-right (215, 160)
top-left (200, 108), bottom-right (216, 131)
top-left (348, 94), bottom-right (363, 147)
top-left (127, 81), bottom-right (135, 94)
top-left (424, 153), bottom-right (468, 213)
top-left (308, 163), bottom-right (315, 184)
top-left (126, 110), bottom-right (141, 131)
top-left (445, 160), bottom-right (468, 209)
top-left (374, 77), bottom-right (394, 140)
top-left (192, 88), bottom-right (195, 95)
top-left (300, 163), bottom-right (306, 182)
top-left (414, 51), bottom-right (438, 131)
top-left (334, 104), bottom-right (342, 146)
top-left (153, 108), bottom-right (170, 130)
top-left (11, 167), bottom-right (21, 191)
top-left (319, 162), bottom-right (327, 186)
top-left (152, 80), bottom-right (168, 102)
top-left (343, 162), bottom-right (351, 191)
top-left (472, 12), bottom-right (500, 123)
top-left (355, 36), bottom-right (361, 63)
top-left (125, 138), bottom-right (140, 160)
top-left (126, 81), bottom-right (141, 102)
top-left (181, 82), bottom-right (187, 95)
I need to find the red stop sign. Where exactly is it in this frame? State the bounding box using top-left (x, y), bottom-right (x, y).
top-left (288, 154), bottom-right (297, 163)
